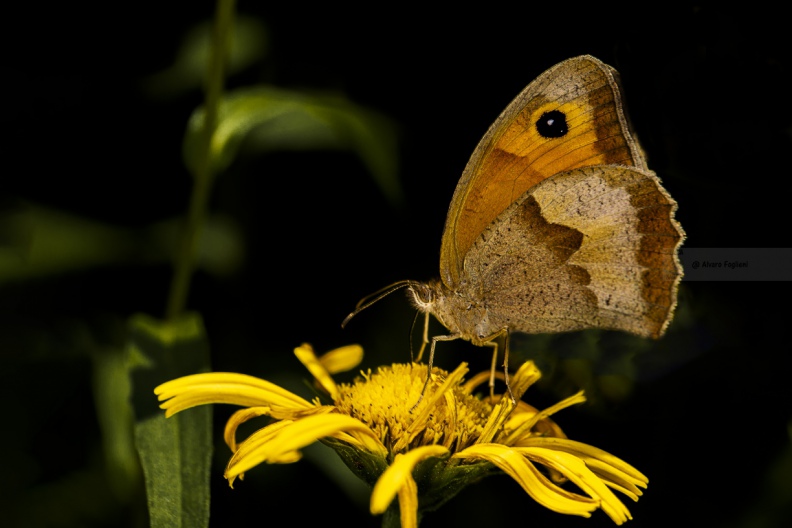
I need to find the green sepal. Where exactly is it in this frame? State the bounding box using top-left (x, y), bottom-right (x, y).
top-left (413, 455), bottom-right (497, 514)
top-left (321, 437), bottom-right (389, 488)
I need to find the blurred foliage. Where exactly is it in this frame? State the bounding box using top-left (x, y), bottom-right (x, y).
top-left (0, 3), bottom-right (400, 527)
top-left (140, 15), bottom-right (269, 100)
top-left (183, 85), bottom-right (402, 206)
top-left (0, 205), bottom-right (245, 284)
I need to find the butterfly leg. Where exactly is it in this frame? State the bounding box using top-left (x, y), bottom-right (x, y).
top-left (411, 332), bottom-right (459, 412)
top-left (483, 328), bottom-right (514, 403)
top-left (502, 329), bottom-right (514, 403)
top-left (487, 344), bottom-right (498, 399)
top-left (413, 310), bottom-right (431, 362)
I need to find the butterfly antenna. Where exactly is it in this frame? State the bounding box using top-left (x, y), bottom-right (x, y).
top-left (341, 280), bottom-right (416, 328)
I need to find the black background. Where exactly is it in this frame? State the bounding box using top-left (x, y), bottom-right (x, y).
top-left (3, 2), bottom-right (791, 527)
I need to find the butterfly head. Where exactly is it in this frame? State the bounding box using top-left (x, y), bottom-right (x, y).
top-left (406, 279), bottom-right (459, 335)
top-left (407, 279), bottom-right (492, 343)
top-left (405, 280), bottom-right (436, 311)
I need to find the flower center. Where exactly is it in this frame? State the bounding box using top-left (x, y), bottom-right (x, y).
top-left (334, 363), bottom-right (493, 453)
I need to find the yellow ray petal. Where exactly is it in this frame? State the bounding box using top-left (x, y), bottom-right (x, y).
top-left (515, 446), bottom-right (634, 524)
top-left (318, 344), bottom-right (364, 374)
top-left (224, 406), bottom-right (271, 452)
top-left (223, 420), bottom-right (300, 487)
top-left (514, 437), bottom-right (647, 482)
top-left (514, 437), bottom-right (648, 495)
top-left (398, 470), bottom-right (419, 528)
top-left (504, 401), bottom-right (569, 441)
top-left (371, 444), bottom-right (449, 514)
top-left (502, 391), bottom-right (586, 445)
top-left (583, 459), bottom-right (645, 500)
top-left (155, 372), bottom-right (313, 415)
top-left (156, 372), bottom-right (311, 405)
top-left (508, 360), bottom-right (542, 401)
top-left (223, 407), bottom-right (335, 455)
top-left (454, 443), bottom-right (598, 518)
top-left (294, 343), bottom-right (340, 400)
top-left (477, 398), bottom-right (516, 445)
top-left (460, 369), bottom-right (504, 395)
top-left (226, 413), bottom-right (386, 480)
top-left (267, 404), bottom-right (336, 421)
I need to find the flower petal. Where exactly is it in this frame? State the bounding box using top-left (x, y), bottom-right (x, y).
top-left (460, 369), bottom-right (503, 395)
top-left (397, 471), bottom-right (419, 528)
top-left (222, 407), bottom-right (334, 454)
top-left (454, 444), bottom-right (599, 518)
top-left (224, 406), bottom-right (271, 452)
top-left (294, 343), bottom-right (340, 400)
top-left (514, 437), bottom-right (648, 498)
top-left (478, 398), bottom-right (516, 445)
top-left (501, 390), bottom-right (586, 445)
top-left (504, 401), bottom-right (568, 441)
top-left (582, 459), bottom-right (645, 500)
top-left (370, 444), bottom-right (449, 515)
top-left (226, 413), bottom-right (386, 480)
top-left (223, 420), bottom-right (301, 487)
top-left (468, 363), bottom-right (542, 445)
top-left (508, 360), bottom-right (542, 401)
top-left (155, 372), bottom-right (313, 416)
top-left (318, 344), bottom-right (364, 374)
top-left (515, 446), bottom-right (635, 524)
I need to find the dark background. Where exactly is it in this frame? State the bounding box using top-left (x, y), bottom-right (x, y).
top-left (2, 2), bottom-right (791, 527)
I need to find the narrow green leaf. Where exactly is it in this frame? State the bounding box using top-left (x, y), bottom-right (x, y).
top-left (129, 313), bottom-right (212, 528)
top-left (183, 86), bottom-right (403, 206)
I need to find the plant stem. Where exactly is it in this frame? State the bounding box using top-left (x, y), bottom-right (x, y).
top-left (166, 0), bottom-right (235, 321)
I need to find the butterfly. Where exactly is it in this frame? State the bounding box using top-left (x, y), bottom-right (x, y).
top-left (344, 55), bottom-right (685, 403)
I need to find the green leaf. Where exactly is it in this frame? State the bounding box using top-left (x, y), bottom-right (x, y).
top-left (183, 86), bottom-right (403, 206)
top-left (129, 312), bottom-right (212, 528)
top-left (0, 205), bottom-right (140, 284)
top-left (92, 345), bottom-right (143, 502)
top-left (141, 15), bottom-right (269, 99)
top-left (0, 204), bottom-right (244, 284)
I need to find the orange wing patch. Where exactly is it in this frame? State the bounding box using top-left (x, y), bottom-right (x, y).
top-left (440, 57), bottom-right (645, 288)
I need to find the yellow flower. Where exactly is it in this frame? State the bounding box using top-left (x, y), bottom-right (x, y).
top-left (155, 344), bottom-right (647, 527)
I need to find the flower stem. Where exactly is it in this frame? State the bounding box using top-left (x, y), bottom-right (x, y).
top-left (166, 0), bottom-right (235, 321)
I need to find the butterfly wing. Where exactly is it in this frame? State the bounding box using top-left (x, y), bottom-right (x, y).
top-left (462, 165), bottom-right (684, 339)
top-left (439, 55), bottom-right (649, 289)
